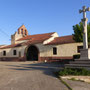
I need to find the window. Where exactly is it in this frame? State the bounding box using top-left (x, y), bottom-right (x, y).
top-left (3, 51), bottom-right (6, 56)
top-left (13, 50), bottom-right (17, 55)
top-left (53, 47), bottom-right (57, 55)
top-left (77, 46), bottom-right (83, 53)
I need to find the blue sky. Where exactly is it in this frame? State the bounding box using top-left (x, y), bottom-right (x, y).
top-left (0, 0), bottom-right (90, 45)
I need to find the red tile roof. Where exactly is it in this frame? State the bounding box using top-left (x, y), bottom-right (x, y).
top-left (17, 32), bottom-right (55, 41)
top-left (0, 43), bottom-right (22, 49)
top-left (46, 35), bottom-right (75, 45)
top-left (0, 32), bottom-right (55, 49)
top-left (0, 34), bottom-right (75, 49)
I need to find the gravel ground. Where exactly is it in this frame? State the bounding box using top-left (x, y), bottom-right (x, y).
top-left (0, 62), bottom-right (68, 90)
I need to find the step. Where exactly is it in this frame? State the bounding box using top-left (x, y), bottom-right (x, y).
top-left (65, 64), bottom-right (90, 67)
top-left (69, 62), bottom-right (90, 64)
top-left (65, 65), bottom-right (90, 70)
top-left (69, 60), bottom-right (90, 64)
top-left (75, 60), bottom-right (90, 62)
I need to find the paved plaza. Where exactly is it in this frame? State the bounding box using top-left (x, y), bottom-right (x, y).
top-left (0, 62), bottom-right (68, 90)
top-left (0, 62), bottom-right (90, 90)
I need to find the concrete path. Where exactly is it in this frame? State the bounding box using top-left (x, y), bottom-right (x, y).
top-left (64, 79), bottom-right (90, 90)
top-left (0, 62), bottom-right (68, 90)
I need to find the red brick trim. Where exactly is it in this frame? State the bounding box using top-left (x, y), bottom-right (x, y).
top-left (0, 56), bottom-right (73, 62)
top-left (39, 56), bottom-right (73, 62)
top-left (0, 57), bottom-right (25, 61)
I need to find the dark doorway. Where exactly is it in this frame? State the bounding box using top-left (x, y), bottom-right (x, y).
top-left (26, 45), bottom-right (39, 61)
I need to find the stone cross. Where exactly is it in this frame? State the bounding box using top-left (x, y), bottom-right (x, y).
top-left (79, 6), bottom-right (90, 49)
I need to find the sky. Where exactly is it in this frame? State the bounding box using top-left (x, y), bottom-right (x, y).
top-left (0, 0), bottom-right (90, 45)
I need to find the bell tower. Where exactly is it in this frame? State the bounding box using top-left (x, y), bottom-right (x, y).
top-left (18, 25), bottom-right (28, 36)
top-left (11, 25), bottom-right (28, 44)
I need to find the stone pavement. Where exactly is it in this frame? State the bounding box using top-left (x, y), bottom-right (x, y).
top-left (61, 76), bottom-right (90, 83)
top-left (0, 62), bottom-right (68, 90)
top-left (64, 79), bottom-right (90, 90)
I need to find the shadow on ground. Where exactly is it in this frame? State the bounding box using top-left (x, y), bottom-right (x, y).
top-left (6, 62), bottom-right (64, 78)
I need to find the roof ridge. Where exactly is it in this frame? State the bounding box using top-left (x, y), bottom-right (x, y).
top-left (17, 32), bottom-right (55, 41)
top-left (46, 35), bottom-right (75, 45)
top-left (59, 35), bottom-right (73, 38)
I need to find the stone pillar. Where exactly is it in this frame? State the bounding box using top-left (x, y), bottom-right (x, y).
top-left (79, 6), bottom-right (90, 60)
top-left (82, 18), bottom-right (88, 49)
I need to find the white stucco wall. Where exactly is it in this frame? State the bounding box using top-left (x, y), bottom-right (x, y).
top-left (16, 40), bottom-right (29, 44)
top-left (35, 43), bottom-right (83, 57)
top-left (43, 32), bottom-right (59, 44)
top-left (0, 46), bottom-right (27, 57)
top-left (0, 42), bottom-right (83, 58)
top-left (11, 32), bottom-right (23, 44)
top-left (56, 43), bottom-right (83, 57)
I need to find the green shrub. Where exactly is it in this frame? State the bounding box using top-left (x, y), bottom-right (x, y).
top-left (73, 54), bottom-right (80, 59)
top-left (57, 68), bottom-right (90, 76)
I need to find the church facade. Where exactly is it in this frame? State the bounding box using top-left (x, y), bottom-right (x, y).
top-left (0, 25), bottom-right (83, 62)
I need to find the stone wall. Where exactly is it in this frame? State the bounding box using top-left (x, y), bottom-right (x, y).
top-left (0, 42), bottom-right (83, 62)
top-left (36, 43), bottom-right (83, 57)
top-left (0, 46), bottom-right (26, 58)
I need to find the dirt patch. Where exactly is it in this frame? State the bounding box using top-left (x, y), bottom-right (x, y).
top-left (61, 76), bottom-right (90, 83)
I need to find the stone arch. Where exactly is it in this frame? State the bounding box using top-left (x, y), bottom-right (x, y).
top-left (25, 29), bottom-right (28, 35)
top-left (25, 45), bottom-right (39, 61)
top-left (21, 29), bottom-right (23, 34)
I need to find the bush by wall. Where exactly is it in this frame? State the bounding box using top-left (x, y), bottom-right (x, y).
top-left (57, 68), bottom-right (90, 76)
top-left (73, 54), bottom-right (80, 59)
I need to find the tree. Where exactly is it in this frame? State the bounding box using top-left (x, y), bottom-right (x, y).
top-left (73, 22), bottom-right (90, 42)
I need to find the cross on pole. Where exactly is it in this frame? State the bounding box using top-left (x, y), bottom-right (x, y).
top-left (79, 6), bottom-right (90, 49)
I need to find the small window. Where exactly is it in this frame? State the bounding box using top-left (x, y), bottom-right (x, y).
top-left (3, 51), bottom-right (6, 56)
top-left (77, 46), bottom-right (83, 53)
top-left (13, 50), bottom-right (17, 55)
top-left (53, 47), bottom-right (57, 55)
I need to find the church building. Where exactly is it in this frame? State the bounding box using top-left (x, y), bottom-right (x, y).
top-left (0, 25), bottom-right (83, 62)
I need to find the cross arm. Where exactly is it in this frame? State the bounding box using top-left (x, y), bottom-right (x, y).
top-left (79, 7), bottom-right (90, 14)
top-left (79, 9), bottom-right (83, 13)
top-left (86, 7), bottom-right (90, 11)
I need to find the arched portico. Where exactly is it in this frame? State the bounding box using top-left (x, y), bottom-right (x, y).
top-left (26, 45), bottom-right (39, 61)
